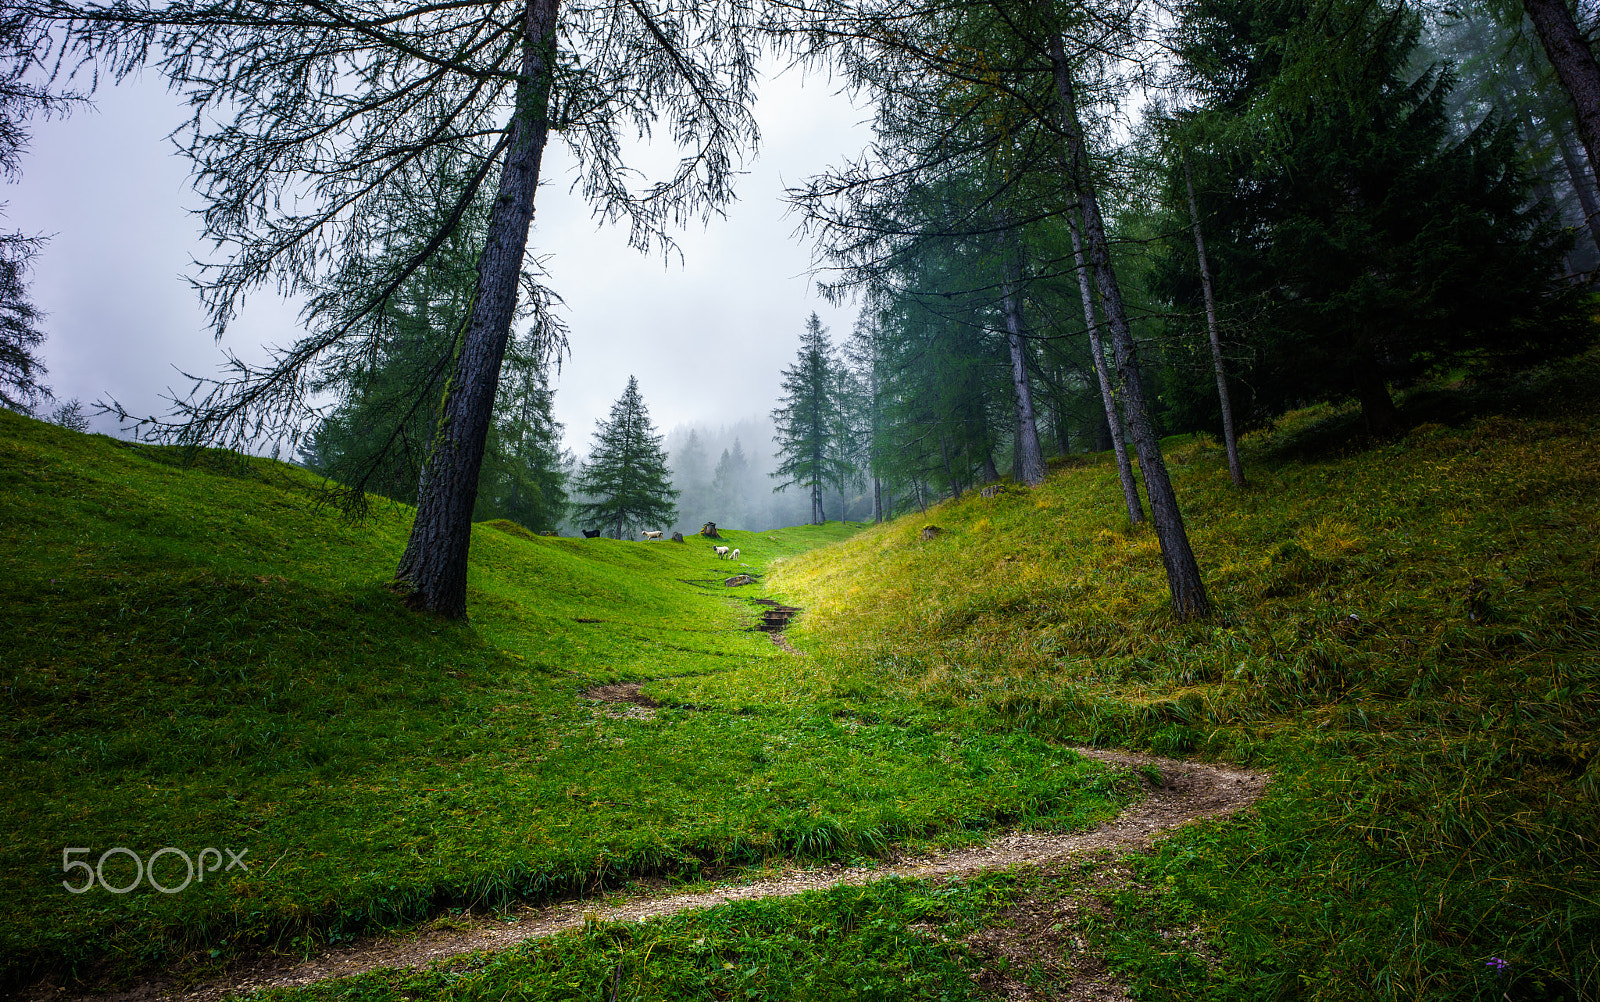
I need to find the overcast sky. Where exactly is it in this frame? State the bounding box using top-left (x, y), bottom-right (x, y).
top-left (7, 55), bottom-right (874, 455)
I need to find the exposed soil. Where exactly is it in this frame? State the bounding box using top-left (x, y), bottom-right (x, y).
top-left (580, 683), bottom-right (661, 719)
top-left (26, 750), bottom-right (1266, 1002)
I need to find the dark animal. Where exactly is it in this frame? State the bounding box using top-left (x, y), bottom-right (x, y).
top-left (583, 529), bottom-right (601, 539)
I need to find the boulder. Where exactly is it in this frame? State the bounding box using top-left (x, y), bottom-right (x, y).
top-left (920, 525), bottom-right (943, 541)
top-left (700, 521), bottom-right (720, 538)
top-left (724, 574), bottom-right (755, 586)
top-left (670, 532), bottom-right (685, 543)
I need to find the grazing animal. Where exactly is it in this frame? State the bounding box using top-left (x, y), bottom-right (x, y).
top-left (713, 545), bottom-right (730, 558)
top-left (642, 530), bottom-right (663, 541)
top-left (582, 529), bottom-right (601, 539)
top-left (730, 548), bottom-right (740, 561)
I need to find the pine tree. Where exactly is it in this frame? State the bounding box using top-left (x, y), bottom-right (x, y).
top-left (475, 358), bottom-right (568, 531)
top-left (711, 439), bottom-right (751, 529)
top-left (668, 429), bottom-right (711, 533)
top-left (571, 376), bottom-right (679, 539)
top-left (1157, 0), bottom-right (1583, 436)
top-left (772, 314), bottom-right (849, 524)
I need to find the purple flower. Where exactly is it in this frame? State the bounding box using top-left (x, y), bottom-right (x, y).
top-left (1487, 957), bottom-right (1509, 976)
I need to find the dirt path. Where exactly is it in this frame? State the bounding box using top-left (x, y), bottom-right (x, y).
top-left (44, 748), bottom-right (1265, 1002)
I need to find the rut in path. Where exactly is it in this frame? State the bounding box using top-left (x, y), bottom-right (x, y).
top-left (56, 749), bottom-right (1267, 1002)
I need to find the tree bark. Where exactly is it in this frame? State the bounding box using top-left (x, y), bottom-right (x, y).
top-left (1354, 352), bottom-right (1401, 436)
top-left (1557, 126), bottom-right (1600, 257)
top-left (1182, 153), bottom-right (1245, 487)
top-left (396, 0), bottom-right (560, 619)
top-left (1524, 0), bottom-right (1600, 207)
top-left (1066, 210), bottom-right (1143, 524)
top-left (1050, 33), bottom-right (1210, 621)
top-left (1000, 230), bottom-right (1047, 487)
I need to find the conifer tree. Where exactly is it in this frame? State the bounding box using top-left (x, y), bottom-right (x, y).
top-left (29, 0), bottom-right (767, 617)
top-left (712, 438), bottom-right (751, 529)
top-left (571, 376), bottom-right (678, 539)
top-left (475, 359), bottom-right (568, 531)
top-left (772, 313), bottom-right (849, 524)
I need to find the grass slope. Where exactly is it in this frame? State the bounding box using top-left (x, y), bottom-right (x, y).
top-left (755, 355), bottom-right (1600, 1000)
top-left (0, 411), bottom-right (1123, 990)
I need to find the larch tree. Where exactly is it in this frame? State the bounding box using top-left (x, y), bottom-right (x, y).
top-left (570, 375), bottom-right (677, 539)
top-left (0, 12), bottom-right (80, 413)
top-left (791, 0), bottom-right (1211, 618)
top-left (26, 0), bottom-right (768, 618)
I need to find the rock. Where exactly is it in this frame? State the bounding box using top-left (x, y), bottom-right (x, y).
top-left (670, 532), bottom-right (684, 543)
top-left (700, 522), bottom-right (720, 538)
top-left (724, 574), bottom-right (755, 586)
top-left (980, 484), bottom-right (1003, 499)
top-left (920, 525), bottom-right (943, 541)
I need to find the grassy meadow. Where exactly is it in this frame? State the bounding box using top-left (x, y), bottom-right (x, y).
top-left (0, 410), bottom-right (1124, 992)
top-left (748, 354), bottom-right (1600, 1000)
top-left (3, 349), bottom-right (1598, 1000)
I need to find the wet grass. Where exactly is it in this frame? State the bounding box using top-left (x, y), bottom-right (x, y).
top-left (0, 411), bottom-right (1126, 989)
top-left (8, 349), bottom-right (1597, 1000)
top-left (760, 350), bottom-right (1600, 1000)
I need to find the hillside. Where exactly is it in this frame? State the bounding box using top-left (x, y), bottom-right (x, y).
top-left (4, 350), bottom-right (1598, 1000)
top-left (735, 357), bottom-right (1600, 999)
top-left (0, 411), bottom-right (1127, 992)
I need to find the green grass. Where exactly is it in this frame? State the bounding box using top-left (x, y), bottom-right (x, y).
top-left (761, 352), bottom-right (1600, 1000)
top-left (0, 411), bottom-right (1126, 989)
top-left (245, 871), bottom-right (1031, 1002)
top-left (9, 349), bottom-right (1599, 1000)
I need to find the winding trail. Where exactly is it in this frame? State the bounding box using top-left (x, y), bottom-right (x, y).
top-left (53, 748), bottom-right (1266, 1002)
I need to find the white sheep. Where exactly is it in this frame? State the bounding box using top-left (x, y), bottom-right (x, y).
top-left (641, 530), bottom-right (663, 541)
top-left (730, 548), bottom-right (740, 561)
top-left (713, 545), bottom-right (730, 558)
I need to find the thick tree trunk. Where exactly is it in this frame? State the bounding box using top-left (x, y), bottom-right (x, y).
top-left (1182, 154), bottom-right (1245, 487)
top-left (1000, 246), bottom-right (1047, 487)
top-left (1557, 127), bottom-right (1600, 256)
top-left (1051, 33), bottom-right (1209, 620)
top-left (1066, 211), bottom-right (1143, 524)
top-left (396, 0), bottom-right (560, 618)
top-left (1524, 0), bottom-right (1600, 205)
top-left (982, 450), bottom-right (1000, 485)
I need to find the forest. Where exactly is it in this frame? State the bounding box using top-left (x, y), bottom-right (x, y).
top-left (1, 0), bottom-right (1598, 998)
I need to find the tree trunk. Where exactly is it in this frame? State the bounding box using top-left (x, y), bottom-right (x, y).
top-left (1524, 0), bottom-right (1600, 207)
top-left (396, 0), bottom-right (560, 619)
top-left (1182, 153), bottom-right (1245, 487)
top-left (873, 474), bottom-right (883, 522)
top-left (1066, 211), bottom-right (1143, 524)
top-left (1355, 353), bottom-right (1401, 436)
top-left (1557, 126), bottom-right (1600, 256)
top-left (1000, 246), bottom-right (1047, 487)
top-left (1051, 33), bottom-right (1209, 621)
top-left (941, 436), bottom-right (963, 500)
